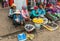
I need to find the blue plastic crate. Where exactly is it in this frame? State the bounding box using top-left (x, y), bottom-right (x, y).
top-left (17, 33), bottom-right (27, 41)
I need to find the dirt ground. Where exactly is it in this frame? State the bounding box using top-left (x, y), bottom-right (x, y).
top-left (0, 8), bottom-right (24, 36)
top-left (0, 8), bottom-right (60, 41)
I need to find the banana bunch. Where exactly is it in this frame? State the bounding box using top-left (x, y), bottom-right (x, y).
top-left (32, 18), bottom-right (44, 24)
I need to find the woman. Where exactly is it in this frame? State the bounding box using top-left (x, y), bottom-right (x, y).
top-left (21, 6), bottom-right (30, 21)
top-left (13, 10), bottom-right (24, 27)
top-left (45, 4), bottom-right (58, 21)
top-left (37, 4), bottom-right (46, 17)
top-left (8, 3), bottom-right (16, 18)
top-left (30, 6), bottom-right (39, 19)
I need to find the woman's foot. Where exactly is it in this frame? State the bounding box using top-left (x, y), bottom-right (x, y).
top-left (20, 22), bottom-right (24, 26)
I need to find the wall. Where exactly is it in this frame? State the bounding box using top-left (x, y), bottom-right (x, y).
top-left (14, 0), bottom-right (27, 10)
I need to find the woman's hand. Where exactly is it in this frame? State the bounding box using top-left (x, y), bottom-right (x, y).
top-left (25, 16), bottom-right (30, 21)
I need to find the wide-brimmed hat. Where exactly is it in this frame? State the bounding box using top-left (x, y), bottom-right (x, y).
top-left (11, 3), bottom-right (16, 7)
top-left (14, 10), bottom-right (20, 14)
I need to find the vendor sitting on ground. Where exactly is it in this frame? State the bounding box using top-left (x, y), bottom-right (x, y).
top-left (45, 4), bottom-right (58, 21)
top-left (37, 4), bottom-right (46, 17)
top-left (8, 3), bottom-right (16, 18)
top-left (13, 10), bottom-right (24, 27)
top-left (21, 6), bottom-right (30, 21)
top-left (30, 6), bottom-right (39, 19)
top-left (30, 4), bottom-right (46, 19)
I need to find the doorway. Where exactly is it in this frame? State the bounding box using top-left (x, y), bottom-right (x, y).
top-left (27, 0), bottom-right (34, 10)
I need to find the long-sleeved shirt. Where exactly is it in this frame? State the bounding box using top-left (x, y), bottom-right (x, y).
top-left (30, 8), bottom-right (46, 17)
top-left (13, 14), bottom-right (23, 22)
top-left (9, 9), bottom-right (16, 15)
top-left (37, 8), bottom-right (46, 15)
top-left (9, 9), bottom-right (13, 15)
top-left (21, 10), bottom-right (29, 18)
top-left (30, 10), bottom-right (40, 17)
